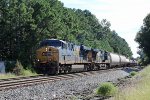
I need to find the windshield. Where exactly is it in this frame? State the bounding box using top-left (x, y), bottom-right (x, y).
top-left (40, 40), bottom-right (61, 47)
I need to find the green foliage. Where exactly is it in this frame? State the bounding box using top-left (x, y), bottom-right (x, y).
top-left (138, 52), bottom-right (149, 66)
top-left (115, 65), bottom-right (150, 100)
top-left (130, 71), bottom-right (137, 76)
top-left (0, 0), bottom-right (133, 68)
top-left (135, 13), bottom-right (150, 64)
top-left (13, 60), bottom-right (24, 75)
top-left (12, 60), bottom-right (37, 76)
top-left (5, 61), bottom-right (16, 72)
top-left (109, 31), bottom-right (132, 57)
top-left (0, 73), bottom-right (16, 79)
top-left (96, 82), bottom-right (118, 96)
top-left (21, 69), bottom-right (37, 76)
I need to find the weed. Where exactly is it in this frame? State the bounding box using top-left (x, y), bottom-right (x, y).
top-left (130, 71), bottom-right (137, 76)
top-left (96, 82), bottom-right (118, 96)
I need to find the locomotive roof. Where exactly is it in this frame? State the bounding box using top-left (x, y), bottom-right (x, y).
top-left (92, 49), bottom-right (99, 52)
top-left (81, 45), bottom-right (91, 51)
top-left (44, 39), bottom-right (67, 44)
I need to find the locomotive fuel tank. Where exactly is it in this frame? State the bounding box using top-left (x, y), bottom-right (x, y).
top-left (71, 65), bottom-right (84, 72)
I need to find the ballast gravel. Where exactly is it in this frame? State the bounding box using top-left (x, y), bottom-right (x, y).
top-left (0, 70), bottom-right (129, 100)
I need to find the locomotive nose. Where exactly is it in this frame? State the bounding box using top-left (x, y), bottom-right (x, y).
top-left (36, 46), bottom-right (59, 63)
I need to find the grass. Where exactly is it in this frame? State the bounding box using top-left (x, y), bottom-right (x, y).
top-left (114, 65), bottom-right (150, 100)
top-left (0, 67), bottom-right (37, 79)
top-left (0, 69), bottom-right (37, 79)
top-left (0, 73), bottom-right (16, 79)
top-left (21, 69), bottom-right (37, 76)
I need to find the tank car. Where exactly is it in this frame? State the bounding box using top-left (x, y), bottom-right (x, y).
top-left (103, 52), bottom-right (129, 68)
top-left (128, 59), bottom-right (138, 66)
top-left (120, 55), bottom-right (129, 67)
top-left (108, 53), bottom-right (121, 67)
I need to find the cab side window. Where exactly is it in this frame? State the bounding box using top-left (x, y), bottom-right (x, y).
top-left (62, 43), bottom-right (67, 49)
top-left (68, 43), bottom-right (74, 51)
top-left (71, 44), bottom-right (74, 51)
top-left (104, 51), bottom-right (108, 60)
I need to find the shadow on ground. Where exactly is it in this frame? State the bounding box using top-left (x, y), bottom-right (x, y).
top-left (122, 66), bottom-right (141, 73)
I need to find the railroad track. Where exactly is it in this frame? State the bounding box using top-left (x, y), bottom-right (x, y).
top-left (0, 68), bottom-right (125, 91)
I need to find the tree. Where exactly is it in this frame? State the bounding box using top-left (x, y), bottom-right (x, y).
top-left (0, 0), bottom-right (34, 62)
top-left (135, 13), bottom-right (150, 64)
top-left (0, 0), bottom-right (133, 67)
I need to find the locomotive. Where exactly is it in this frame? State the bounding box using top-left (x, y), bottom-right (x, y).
top-left (35, 39), bottom-right (132, 74)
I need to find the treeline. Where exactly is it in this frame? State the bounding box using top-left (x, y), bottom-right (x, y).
top-left (0, 0), bottom-right (132, 66)
top-left (135, 13), bottom-right (150, 65)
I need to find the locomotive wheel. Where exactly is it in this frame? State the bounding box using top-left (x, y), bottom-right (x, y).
top-left (68, 65), bottom-right (72, 73)
top-left (89, 64), bottom-right (93, 71)
top-left (64, 70), bottom-right (67, 74)
top-left (45, 66), bottom-right (59, 75)
top-left (59, 70), bottom-right (62, 74)
top-left (35, 68), bottom-right (42, 74)
top-left (97, 65), bottom-right (101, 70)
top-left (84, 65), bottom-right (89, 71)
top-left (64, 68), bottom-right (69, 73)
top-left (63, 65), bottom-right (71, 74)
top-left (64, 68), bottom-right (69, 74)
top-left (54, 67), bottom-right (59, 75)
top-left (106, 64), bottom-right (110, 69)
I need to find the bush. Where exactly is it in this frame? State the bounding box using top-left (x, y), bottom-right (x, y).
top-left (96, 82), bottom-right (118, 96)
top-left (5, 61), bottom-right (16, 72)
top-left (4, 60), bottom-right (37, 76)
top-left (130, 71), bottom-right (137, 76)
top-left (13, 60), bottom-right (24, 75)
top-left (25, 64), bottom-right (37, 73)
top-left (21, 69), bottom-right (37, 76)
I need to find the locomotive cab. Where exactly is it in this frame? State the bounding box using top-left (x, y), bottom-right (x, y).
top-left (35, 39), bottom-right (66, 74)
top-left (36, 39), bottom-right (62, 64)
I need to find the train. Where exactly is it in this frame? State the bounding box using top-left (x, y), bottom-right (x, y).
top-left (35, 39), bottom-right (137, 74)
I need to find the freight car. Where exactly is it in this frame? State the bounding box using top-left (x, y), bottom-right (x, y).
top-left (35, 39), bottom-right (132, 74)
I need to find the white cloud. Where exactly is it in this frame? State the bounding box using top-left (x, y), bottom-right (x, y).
top-left (59, 0), bottom-right (150, 58)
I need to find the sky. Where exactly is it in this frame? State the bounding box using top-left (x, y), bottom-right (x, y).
top-left (59, 0), bottom-right (150, 58)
